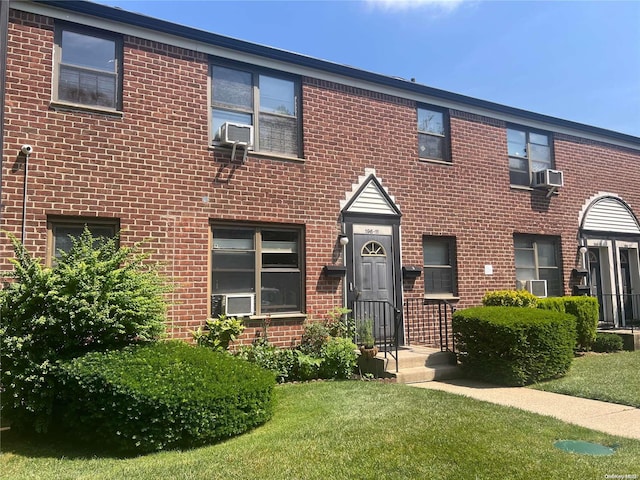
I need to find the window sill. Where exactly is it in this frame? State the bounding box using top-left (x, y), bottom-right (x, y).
top-left (249, 313), bottom-right (307, 321)
top-left (210, 145), bottom-right (305, 163)
top-left (49, 101), bottom-right (124, 118)
top-left (419, 158), bottom-right (452, 166)
top-left (424, 294), bottom-right (460, 302)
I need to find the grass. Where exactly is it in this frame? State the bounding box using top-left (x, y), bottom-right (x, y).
top-left (531, 350), bottom-right (640, 408)
top-left (2, 381), bottom-right (640, 479)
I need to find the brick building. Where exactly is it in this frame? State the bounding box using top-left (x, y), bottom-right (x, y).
top-left (2, 1), bottom-right (640, 347)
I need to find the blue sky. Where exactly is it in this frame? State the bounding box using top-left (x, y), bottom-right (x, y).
top-left (93, 0), bottom-right (640, 137)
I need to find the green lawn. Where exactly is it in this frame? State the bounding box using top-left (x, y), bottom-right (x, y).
top-left (2, 381), bottom-right (639, 479)
top-left (531, 350), bottom-right (640, 408)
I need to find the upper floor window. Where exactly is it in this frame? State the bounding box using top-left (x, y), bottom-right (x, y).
top-left (514, 234), bottom-right (562, 296)
top-left (417, 106), bottom-right (450, 162)
top-left (47, 217), bottom-right (118, 262)
top-left (423, 236), bottom-right (457, 297)
top-left (54, 24), bottom-right (122, 110)
top-left (212, 226), bottom-right (303, 316)
top-left (211, 63), bottom-right (301, 157)
top-left (507, 127), bottom-right (553, 186)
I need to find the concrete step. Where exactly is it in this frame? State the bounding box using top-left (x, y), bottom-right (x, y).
top-left (395, 364), bottom-right (461, 384)
top-left (379, 346), bottom-right (461, 384)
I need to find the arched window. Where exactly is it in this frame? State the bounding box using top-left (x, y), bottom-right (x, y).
top-left (361, 241), bottom-right (386, 257)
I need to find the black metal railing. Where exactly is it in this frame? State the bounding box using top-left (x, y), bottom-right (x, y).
top-left (598, 293), bottom-right (639, 332)
top-left (403, 298), bottom-right (456, 352)
top-left (353, 300), bottom-right (401, 373)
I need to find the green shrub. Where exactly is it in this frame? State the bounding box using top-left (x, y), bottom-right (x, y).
top-left (538, 296), bottom-right (599, 350)
top-left (319, 337), bottom-right (358, 379)
top-left (299, 321), bottom-right (330, 356)
top-left (55, 341), bottom-right (275, 453)
top-left (453, 307), bottom-right (576, 386)
top-left (236, 340), bottom-right (296, 383)
top-left (0, 231), bottom-right (167, 432)
top-left (325, 307), bottom-right (355, 339)
top-left (192, 314), bottom-right (245, 352)
top-left (482, 290), bottom-right (538, 308)
top-left (592, 333), bottom-right (624, 353)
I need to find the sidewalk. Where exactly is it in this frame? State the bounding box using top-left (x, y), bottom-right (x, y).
top-left (411, 379), bottom-right (640, 440)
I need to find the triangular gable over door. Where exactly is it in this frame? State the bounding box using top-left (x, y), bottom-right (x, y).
top-left (340, 169), bottom-right (401, 216)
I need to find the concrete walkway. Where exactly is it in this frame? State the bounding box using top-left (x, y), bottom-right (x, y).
top-left (411, 379), bottom-right (640, 440)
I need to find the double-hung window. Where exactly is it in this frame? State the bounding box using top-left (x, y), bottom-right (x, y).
top-left (211, 63), bottom-right (301, 157)
top-left (54, 24), bottom-right (122, 110)
top-left (514, 235), bottom-right (562, 296)
top-left (47, 218), bottom-right (118, 262)
top-left (417, 105), bottom-right (450, 162)
top-left (507, 127), bottom-right (553, 186)
top-left (212, 226), bottom-right (303, 316)
top-left (423, 236), bottom-right (457, 296)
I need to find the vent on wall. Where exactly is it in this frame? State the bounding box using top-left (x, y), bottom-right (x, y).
top-left (525, 279), bottom-right (548, 298)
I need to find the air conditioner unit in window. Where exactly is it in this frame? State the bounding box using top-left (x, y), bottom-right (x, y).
top-left (219, 122), bottom-right (253, 148)
top-left (225, 293), bottom-right (255, 317)
top-left (532, 169), bottom-right (564, 189)
top-left (525, 279), bottom-right (548, 298)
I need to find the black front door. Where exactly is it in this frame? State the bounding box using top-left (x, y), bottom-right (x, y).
top-left (353, 232), bottom-right (395, 342)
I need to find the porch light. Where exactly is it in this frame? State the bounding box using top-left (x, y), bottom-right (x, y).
top-left (338, 234), bottom-right (349, 246)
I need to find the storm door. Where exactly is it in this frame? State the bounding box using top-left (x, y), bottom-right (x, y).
top-left (588, 248), bottom-right (604, 322)
top-left (353, 233), bottom-right (395, 343)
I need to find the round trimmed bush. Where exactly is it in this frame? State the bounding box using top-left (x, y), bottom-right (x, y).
top-left (55, 341), bottom-right (275, 453)
top-left (592, 333), bottom-right (624, 353)
top-left (453, 306), bottom-right (576, 386)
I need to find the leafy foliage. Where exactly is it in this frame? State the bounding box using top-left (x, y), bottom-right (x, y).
top-left (537, 296), bottom-right (599, 350)
top-left (238, 314), bottom-right (358, 383)
top-left (482, 290), bottom-right (538, 308)
top-left (453, 306), bottom-right (576, 386)
top-left (592, 333), bottom-right (624, 353)
top-left (55, 341), bottom-right (275, 453)
top-left (0, 230), bottom-right (168, 432)
top-left (192, 314), bottom-right (245, 351)
top-left (320, 337), bottom-right (358, 379)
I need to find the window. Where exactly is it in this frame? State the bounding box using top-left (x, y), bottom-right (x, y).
top-left (212, 226), bottom-right (303, 315)
top-left (48, 218), bottom-right (118, 261)
top-left (417, 106), bottom-right (450, 162)
top-left (507, 127), bottom-right (553, 186)
top-left (211, 63), bottom-right (300, 157)
top-left (514, 235), bottom-right (562, 296)
top-left (423, 236), bottom-right (457, 296)
top-left (54, 24), bottom-right (122, 110)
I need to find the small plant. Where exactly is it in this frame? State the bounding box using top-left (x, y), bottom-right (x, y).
top-left (592, 333), bottom-right (624, 353)
top-left (325, 307), bottom-right (355, 339)
top-left (300, 321), bottom-right (330, 356)
top-left (357, 318), bottom-right (376, 348)
top-left (320, 337), bottom-right (358, 379)
top-left (192, 314), bottom-right (245, 352)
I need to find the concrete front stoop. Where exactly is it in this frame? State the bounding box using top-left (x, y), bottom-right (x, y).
top-left (386, 346), bottom-right (461, 384)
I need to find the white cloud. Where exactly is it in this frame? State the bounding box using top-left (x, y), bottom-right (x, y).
top-left (365, 0), bottom-right (468, 13)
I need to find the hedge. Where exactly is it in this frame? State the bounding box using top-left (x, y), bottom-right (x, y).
top-left (537, 296), bottom-right (599, 350)
top-left (453, 306), bottom-right (576, 386)
top-left (55, 341), bottom-right (275, 453)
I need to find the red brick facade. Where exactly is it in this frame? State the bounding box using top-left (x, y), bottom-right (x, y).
top-left (3, 5), bottom-right (640, 346)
